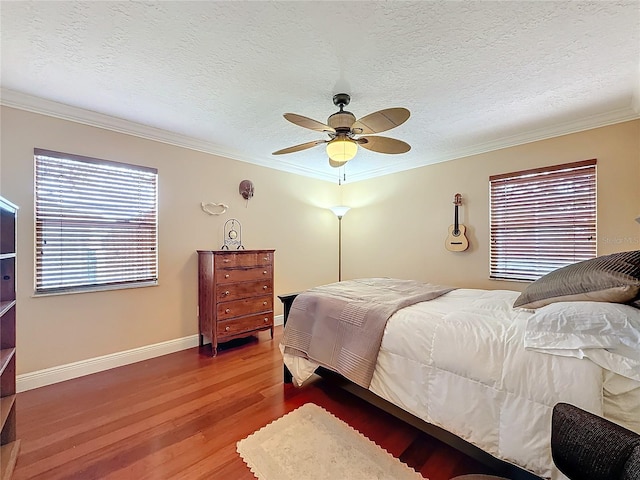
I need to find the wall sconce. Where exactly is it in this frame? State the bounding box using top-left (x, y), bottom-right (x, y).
top-left (329, 206), bottom-right (351, 282)
top-left (636, 216), bottom-right (640, 224)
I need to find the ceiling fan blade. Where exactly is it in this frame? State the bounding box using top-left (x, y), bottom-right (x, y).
top-left (328, 158), bottom-right (348, 168)
top-left (283, 113), bottom-right (336, 134)
top-left (357, 136), bottom-right (411, 154)
top-left (351, 108), bottom-right (410, 134)
top-left (272, 139), bottom-right (327, 155)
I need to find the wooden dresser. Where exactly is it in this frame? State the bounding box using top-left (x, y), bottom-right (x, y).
top-left (197, 249), bottom-right (275, 356)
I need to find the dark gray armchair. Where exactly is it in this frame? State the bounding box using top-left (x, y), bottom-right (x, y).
top-left (551, 402), bottom-right (640, 480)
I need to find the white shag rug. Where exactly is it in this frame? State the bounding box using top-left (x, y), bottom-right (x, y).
top-left (236, 403), bottom-right (424, 480)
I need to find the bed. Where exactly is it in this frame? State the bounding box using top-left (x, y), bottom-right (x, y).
top-left (280, 251), bottom-right (640, 480)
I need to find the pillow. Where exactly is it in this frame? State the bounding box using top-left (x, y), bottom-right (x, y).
top-left (514, 250), bottom-right (640, 309)
top-left (524, 301), bottom-right (640, 381)
top-left (524, 301), bottom-right (640, 351)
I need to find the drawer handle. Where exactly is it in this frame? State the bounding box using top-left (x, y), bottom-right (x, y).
top-left (263, 285), bottom-right (267, 290)
top-left (264, 257), bottom-right (269, 261)
top-left (223, 290), bottom-right (230, 296)
top-left (264, 318), bottom-right (269, 323)
top-left (225, 326), bottom-right (230, 332)
top-left (263, 270), bottom-right (267, 275)
top-left (263, 301), bottom-right (267, 306)
top-left (225, 308), bottom-right (230, 313)
top-left (225, 274), bottom-right (230, 278)
top-left (223, 259), bottom-right (230, 263)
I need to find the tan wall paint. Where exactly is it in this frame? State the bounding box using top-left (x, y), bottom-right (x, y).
top-left (341, 120), bottom-right (640, 290)
top-left (0, 107), bottom-right (341, 373)
top-left (1, 106), bottom-right (638, 376)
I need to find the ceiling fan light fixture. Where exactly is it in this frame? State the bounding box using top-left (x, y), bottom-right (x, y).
top-left (274, 93), bottom-right (411, 165)
top-left (326, 138), bottom-right (358, 163)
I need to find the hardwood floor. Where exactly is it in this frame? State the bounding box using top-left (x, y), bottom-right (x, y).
top-left (14, 327), bottom-right (499, 480)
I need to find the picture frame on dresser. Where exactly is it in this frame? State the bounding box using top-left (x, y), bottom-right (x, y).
top-left (197, 249), bottom-right (275, 356)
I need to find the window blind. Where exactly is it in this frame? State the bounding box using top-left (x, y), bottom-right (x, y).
top-left (35, 149), bottom-right (158, 294)
top-left (489, 159), bottom-right (596, 281)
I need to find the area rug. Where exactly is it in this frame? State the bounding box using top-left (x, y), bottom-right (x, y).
top-left (236, 403), bottom-right (424, 480)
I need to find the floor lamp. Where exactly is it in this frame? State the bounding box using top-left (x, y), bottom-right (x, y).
top-left (329, 206), bottom-right (351, 281)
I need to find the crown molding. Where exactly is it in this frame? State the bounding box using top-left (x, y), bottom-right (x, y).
top-left (2, 88), bottom-right (638, 185)
top-left (0, 88), bottom-right (338, 183)
top-left (346, 106), bottom-right (640, 183)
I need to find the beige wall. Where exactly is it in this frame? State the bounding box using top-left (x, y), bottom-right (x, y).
top-left (0, 107), bottom-right (341, 374)
top-left (341, 120), bottom-right (640, 290)
top-left (1, 106), bottom-right (639, 376)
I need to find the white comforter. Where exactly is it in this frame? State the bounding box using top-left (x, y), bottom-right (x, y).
top-left (284, 288), bottom-right (640, 480)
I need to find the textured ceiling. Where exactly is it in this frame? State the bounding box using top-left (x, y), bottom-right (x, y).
top-left (1, 1), bottom-right (639, 183)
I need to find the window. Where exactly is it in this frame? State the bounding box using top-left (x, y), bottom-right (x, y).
top-left (489, 159), bottom-right (596, 281)
top-left (35, 149), bottom-right (158, 294)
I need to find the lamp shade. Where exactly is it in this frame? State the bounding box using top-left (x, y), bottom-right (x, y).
top-left (329, 205), bottom-right (351, 218)
top-left (326, 138), bottom-right (358, 163)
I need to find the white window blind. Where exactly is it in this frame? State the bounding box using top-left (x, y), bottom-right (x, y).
top-left (35, 149), bottom-right (158, 294)
top-left (489, 159), bottom-right (596, 281)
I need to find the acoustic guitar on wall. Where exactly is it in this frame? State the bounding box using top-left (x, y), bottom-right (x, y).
top-left (445, 193), bottom-right (469, 252)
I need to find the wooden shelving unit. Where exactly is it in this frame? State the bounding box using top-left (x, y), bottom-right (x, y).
top-left (0, 196), bottom-right (19, 480)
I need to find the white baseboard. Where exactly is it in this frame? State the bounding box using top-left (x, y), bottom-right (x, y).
top-left (17, 314), bottom-right (284, 392)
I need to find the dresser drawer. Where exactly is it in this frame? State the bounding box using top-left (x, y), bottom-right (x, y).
top-left (217, 313), bottom-right (273, 337)
top-left (217, 295), bottom-right (272, 320)
top-left (216, 279), bottom-right (272, 302)
top-left (216, 251), bottom-right (273, 268)
top-left (215, 265), bottom-right (272, 284)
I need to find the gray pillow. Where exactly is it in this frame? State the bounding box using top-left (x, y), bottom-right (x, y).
top-left (514, 250), bottom-right (640, 309)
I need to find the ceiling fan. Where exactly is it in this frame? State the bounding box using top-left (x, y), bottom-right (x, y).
top-left (272, 93), bottom-right (411, 168)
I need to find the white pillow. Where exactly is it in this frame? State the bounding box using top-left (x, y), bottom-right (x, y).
top-left (524, 301), bottom-right (640, 350)
top-left (524, 301), bottom-right (640, 381)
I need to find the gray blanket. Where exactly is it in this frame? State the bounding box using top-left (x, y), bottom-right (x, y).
top-left (281, 278), bottom-right (455, 388)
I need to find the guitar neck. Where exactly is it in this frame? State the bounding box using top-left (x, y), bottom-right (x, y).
top-left (454, 205), bottom-right (459, 233)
